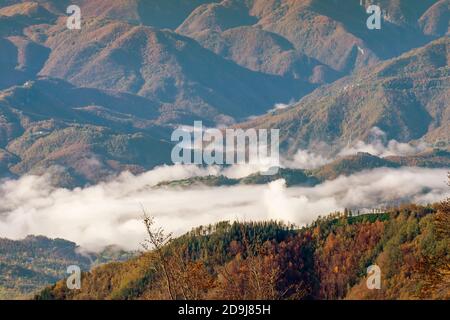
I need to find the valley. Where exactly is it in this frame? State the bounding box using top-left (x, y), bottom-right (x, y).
top-left (0, 0), bottom-right (448, 300)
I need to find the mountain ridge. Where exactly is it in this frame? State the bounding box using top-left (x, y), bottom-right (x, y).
top-left (0, 1), bottom-right (448, 185)
top-left (238, 37), bottom-right (450, 156)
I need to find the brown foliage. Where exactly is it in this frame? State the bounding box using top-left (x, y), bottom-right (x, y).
top-left (416, 198), bottom-right (450, 299)
top-left (316, 220), bottom-right (385, 299)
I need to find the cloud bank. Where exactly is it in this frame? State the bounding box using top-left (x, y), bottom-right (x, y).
top-left (0, 165), bottom-right (448, 251)
top-left (285, 149), bottom-right (332, 170)
top-left (285, 127), bottom-right (431, 170)
top-left (339, 127), bottom-right (429, 157)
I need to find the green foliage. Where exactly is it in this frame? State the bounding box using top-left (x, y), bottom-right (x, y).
top-left (36, 204), bottom-right (449, 300)
top-left (0, 236), bottom-right (134, 299)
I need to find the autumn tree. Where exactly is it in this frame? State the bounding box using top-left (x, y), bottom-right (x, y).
top-left (141, 211), bottom-right (175, 299)
top-left (141, 210), bottom-right (214, 300)
top-left (214, 225), bottom-right (308, 300)
top-left (416, 174), bottom-right (450, 298)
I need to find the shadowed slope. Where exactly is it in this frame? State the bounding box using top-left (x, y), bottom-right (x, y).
top-left (37, 19), bottom-right (313, 124)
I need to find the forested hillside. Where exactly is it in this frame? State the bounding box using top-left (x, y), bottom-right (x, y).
top-left (37, 201), bottom-right (450, 300)
top-left (239, 37), bottom-right (450, 155)
top-left (0, 236), bottom-right (132, 299)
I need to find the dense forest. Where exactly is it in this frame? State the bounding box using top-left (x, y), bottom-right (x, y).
top-left (37, 199), bottom-right (450, 300)
top-left (0, 236), bottom-right (132, 299)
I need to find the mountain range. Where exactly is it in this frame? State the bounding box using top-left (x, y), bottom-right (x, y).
top-left (239, 37), bottom-right (449, 155)
top-left (0, 0), bottom-right (449, 187)
top-left (0, 0), bottom-right (449, 301)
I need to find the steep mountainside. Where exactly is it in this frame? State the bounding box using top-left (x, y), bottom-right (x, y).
top-left (178, 0), bottom-right (448, 74)
top-left (35, 18), bottom-right (313, 124)
top-left (0, 4), bottom-right (52, 89)
top-left (239, 37), bottom-right (450, 155)
top-left (0, 0), bottom-right (448, 186)
top-left (75, 0), bottom-right (219, 29)
top-left (0, 78), bottom-right (173, 186)
top-left (178, 23), bottom-right (341, 84)
top-left (2, 0), bottom-right (447, 76)
top-left (419, 0), bottom-right (450, 37)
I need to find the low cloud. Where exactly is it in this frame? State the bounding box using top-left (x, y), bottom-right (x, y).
top-left (267, 103), bottom-right (291, 113)
top-left (246, 102), bottom-right (293, 121)
top-left (284, 149), bottom-right (332, 170)
top-left (0, 165), bottom-right (448, 252)
top-left (340, 127), bottom-right (429, 157)
top-left (284, 127), bottom-right (431, 170)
